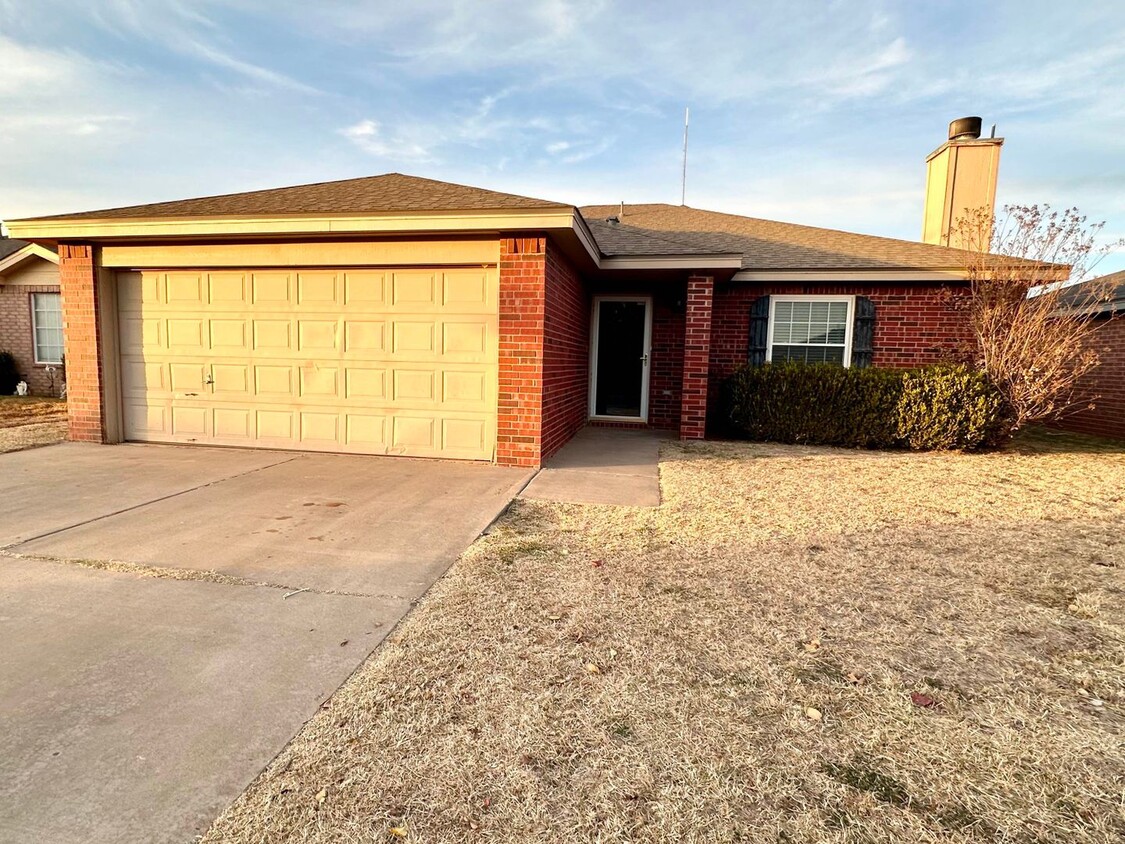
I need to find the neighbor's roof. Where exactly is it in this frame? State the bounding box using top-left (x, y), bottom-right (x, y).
top-left (580, 203), bottom-right (983, 271)
top-left (1057, 269), bottom-right (1125, 316)
top-left (0, 238), bottom-right (29, 260)
top-left (23, 173), bottom-right (570, 221)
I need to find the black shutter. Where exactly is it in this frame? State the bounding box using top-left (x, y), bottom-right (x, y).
top-left (748, 295), bottom-right (771, 365)
top-left (851, 296), bottom-right (875, 368)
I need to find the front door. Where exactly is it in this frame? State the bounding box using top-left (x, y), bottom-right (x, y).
top-left (590, 296), bottom-right (652, 421)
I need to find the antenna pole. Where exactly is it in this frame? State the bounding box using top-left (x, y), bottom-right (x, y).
top-left (680, 106), bottom-right (689, 206)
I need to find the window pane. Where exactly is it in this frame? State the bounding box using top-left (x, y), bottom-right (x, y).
top-left (774, 301), bottom-right (793, 321)
top-left (790, 322), bottom-right (810, 343)
top-left (808, 323), bottom-right (830, 344)
top-left (809, 301), bottom-right (830, 321)
top-left (33, 293), bottom-right (64, 363)
top-left (826, 326), bottom-right (846, 344)
top-left (773, 323), bottom-right (791, 343)
top-left (829, 302), bottom-right (849, 322)
top-left (791, 301), bottom-right (811, 321)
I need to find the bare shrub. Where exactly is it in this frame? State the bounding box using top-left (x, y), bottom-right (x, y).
top-left (952, 205), bottom-right (1123, 430)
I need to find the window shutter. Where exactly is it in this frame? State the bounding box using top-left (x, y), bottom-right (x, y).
top-left (851, 296), bottom-right (875, 368)
top-left (748, 295), bottom-right (771, 365)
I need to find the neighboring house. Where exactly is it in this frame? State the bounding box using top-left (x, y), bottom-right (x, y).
top-left (5, 120), bottom-right (1003, 467)
top-left (1053, 270), bottom-right (1125, 440)
top-left (0, 238), bottom-right (62, 395)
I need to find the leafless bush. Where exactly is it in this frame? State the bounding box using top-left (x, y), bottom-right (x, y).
top-left (954, 204), bottom-right (1123, 430)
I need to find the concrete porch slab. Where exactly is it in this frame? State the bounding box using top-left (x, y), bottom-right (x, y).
top-left (520, 427), bottom-right (665, 507)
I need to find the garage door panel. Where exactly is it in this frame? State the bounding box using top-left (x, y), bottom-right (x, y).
top-left (253, 320), bottom-right (293, 350)
top-left (119, 265), bottom-right (497, 459)
top-left (344, 321), bottom-right (385, 354)
top-left (207, 272), bottom-right (247, 304)
top-left (169, 363), bottom-right (206, 393)
top-left (254, 366), bottom-right (294, 396)
top-left (344, 272), bottom-right (385, 305)
top-left (166, 272), bottom-right (204, 305)
top-left (297, 272), bottom-right (339, 305)
top-left (209, 319), bottom-right (248, 350)
top-left (214, 408), bottom-right (252, 439)
top-left (392, 321), bottom-right (435, 355)
top-left (442, 270), bottom-right (493, 310)
top-left (171, 406), bottom-right (209, 438)
top-left (391, 272), bottom-right (437, 308)
top-left (299, 366), bottom-right (339, 398)
top-left (252, 272), bottom-right (292, 305)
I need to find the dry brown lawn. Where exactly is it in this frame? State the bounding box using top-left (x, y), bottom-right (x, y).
top-left (0, 397), bottom-right (67, 452)
top-left (205, 429), bottom-right (1125, 844)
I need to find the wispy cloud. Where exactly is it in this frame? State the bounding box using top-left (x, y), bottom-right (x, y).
top-left (340, 120), bottom-right (435, 162)
top-left (183, 39), bottom-right (321, 95)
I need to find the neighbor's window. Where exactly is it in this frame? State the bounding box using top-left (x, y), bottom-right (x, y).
top-left (767, 295), bottom-right (853, 366)
top-left (32, 293), bottom-right (64, 364)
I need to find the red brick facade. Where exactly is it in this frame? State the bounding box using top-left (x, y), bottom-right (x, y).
top-left (57, 243), bottom-right (106, 442)
top-left (496, 236), bottom-right (588, 467)
top-left (0, 282), bottom-right (62, 395)
top-left (709, 281), bottom-right (971, 380)
top-left (1053, 315), bottom-right (1125, 440)
top-left (680, 276), bottom-right (714, 439)
top-left (541, 243), bottom-right (589, 460)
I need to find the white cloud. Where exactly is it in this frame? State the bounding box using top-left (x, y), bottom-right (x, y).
top-left (545, 141), bottom-right (571, 154)
top-left (340, 120), bottom-right (435, 162)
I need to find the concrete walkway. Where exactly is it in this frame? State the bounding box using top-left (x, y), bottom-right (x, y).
top-left (520, 427), bottom-right (666, 506)
top-left (0, 443), bottom-right (531, 844)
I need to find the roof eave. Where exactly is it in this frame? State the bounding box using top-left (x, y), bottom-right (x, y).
top-left (0, 243), bottom-right (60, 278)
top-left (4, 207), bottom-right (577, 241)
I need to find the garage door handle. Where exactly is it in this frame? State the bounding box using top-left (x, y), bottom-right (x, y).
top-left (204, 374), bottom-right (214, 385)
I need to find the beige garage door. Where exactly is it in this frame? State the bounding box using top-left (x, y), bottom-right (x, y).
top-left (117, 267), bottom-right (498, 460)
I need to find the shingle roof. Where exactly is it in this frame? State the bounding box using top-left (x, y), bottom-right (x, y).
top-left (1057, 269), bottom-right (1125, 315)
top-left (581, 203), bottom-right (981, 271)
top-left (0, 238), bottom-right (29, 261)
top-left (25, 173), bottom-right (570, 221)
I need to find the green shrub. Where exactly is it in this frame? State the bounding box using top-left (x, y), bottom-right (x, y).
top-left (897, 365), bottom-right (1011, 450)
top-left (725, 362), bottom-right (904, 448)
top-left (724, 362), bottom-right (1011, 451)
top-left (0, 351), bottom-right (18, 396)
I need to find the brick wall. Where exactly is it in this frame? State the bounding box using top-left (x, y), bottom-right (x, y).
top-left (710, 281), bottom-right (971, 379)
top-left (0, 283), bottom-right (62, 395)
top-left (496, 236), bottom-right (547, 467)
top-left (1052, 315), bottom-right (1125, 440)
top-left (57, 243), bottom-right (106, 442)
top-left (541, 242), bottom-right (588, 461)
top-left (648, 285), bottom-right (686, 429)
top-left (707, 280), bottom-right (972, 425)
top-left (680, 276), bottom-right (714, 439)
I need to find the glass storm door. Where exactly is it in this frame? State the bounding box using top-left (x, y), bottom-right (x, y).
top-left (590, 297), bottom-right (651, 420)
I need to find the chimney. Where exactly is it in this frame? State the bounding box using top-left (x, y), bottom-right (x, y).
top-left (921, 116), bottom-right (1003, 249)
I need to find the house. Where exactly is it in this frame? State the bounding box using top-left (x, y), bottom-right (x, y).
top-left (1052, 270), bottom-right (1125, 440)
top-left (0, 238), bottom-right (62, 395)
top-left (4, 119), bottom-right (1001, 467)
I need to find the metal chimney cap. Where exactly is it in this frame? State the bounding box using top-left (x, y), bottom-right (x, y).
top-left (949, 116), bottom-right (983, 141)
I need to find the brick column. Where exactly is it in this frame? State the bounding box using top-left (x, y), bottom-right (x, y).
top-left (496, 235), bottom-right (547, 467)
top-left (679, 275), bottom-right (714, 440)
top-left (58, 243), bottom-right (107, 442)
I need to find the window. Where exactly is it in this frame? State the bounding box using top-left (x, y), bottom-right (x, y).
top-left (767, 295), bottom-right (854, 366)
top-left (32, 293), bottom-right (64, 364)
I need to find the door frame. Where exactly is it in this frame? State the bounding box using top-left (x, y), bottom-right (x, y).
top-left (588, 294), bottom-right (653, 423)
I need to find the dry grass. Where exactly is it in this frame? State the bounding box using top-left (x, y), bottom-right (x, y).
top-left (204, 433), bottom-right (1125, 844)
top-left (0, 396), bottom-right (67, 428)
top-left (0, 397), bottom-right (68, 452)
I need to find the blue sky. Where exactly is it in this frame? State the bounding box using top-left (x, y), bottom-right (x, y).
top-left (2, 0), bottom-right (1124, 272)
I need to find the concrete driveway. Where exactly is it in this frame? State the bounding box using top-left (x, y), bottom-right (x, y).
top-left (0, 443), bottom-right (530, 844)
